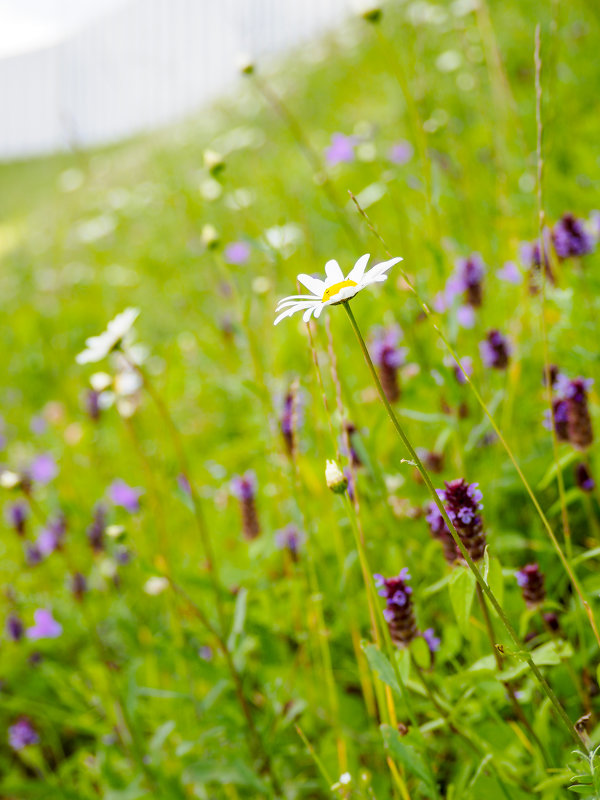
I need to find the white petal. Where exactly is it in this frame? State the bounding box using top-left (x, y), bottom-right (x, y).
top-left (313, 304), bottom-right (325, 319)
top-left (276, 294), bottom-right (319, 309)
top-left (360, 273), bottom-right (389, 288)
top-left (362, 256), bottom-right (403, 282)
top-left (297, 274), bottom-right (326, 295)
top-left (346, 253), bottom-right (371, 283)
top-left (274, 302), bottom-right (317, 326)
top-left (324, 259), bottom-right (344, 284)
top-left (303, 306), bottom-right (317, 323)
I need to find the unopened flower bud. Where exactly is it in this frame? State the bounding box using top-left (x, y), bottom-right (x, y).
top-left (201, 224), bottom-right (220, 250)
top-left (325, 460), bottom-right (348, 495)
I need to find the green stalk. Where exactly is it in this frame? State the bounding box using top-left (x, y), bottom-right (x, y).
top-left (342, 300), bottom-right (586, 751)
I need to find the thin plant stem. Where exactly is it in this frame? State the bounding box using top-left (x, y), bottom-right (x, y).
top-left (342, 300), bottom-right (586, 750)
top-left (347, 191), bottom-right (600, 650)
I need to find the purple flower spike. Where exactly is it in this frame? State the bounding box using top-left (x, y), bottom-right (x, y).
top-left (231, 471), bottom-right (260, 540)
top-left (87, 505), bottom-right (107, 553)
top-left (109, 480), bottom-right (143, 513)
top-left (325, 133), bottom-right (356, 166)
top-left (480, 330), bottom-right (511, 370)
top-left (426, 502), bottom-right (460, 564)
top-left (389, 140), bottom-right (413, 165)
top-left (422, 628), bottom-right (441, 653)
top-left (5, 501), bottom-right (29, 536)
top-left (9, 718), bottom-right (39, 750)
top-left (553, 213), bottom-right (595, 259)
top-left (496, 261), bottom-right (522, 284)
top-left (224, 241), bottom-right (251, 265)
top-left (36, 514), bottom-right (66, 557)
top-left (230, 471), bottom-right (257, 501)
top-left (377, 571), bottom-right (418, 648)
top-left (438, 478), bottom-right (486, 562)
top-left (453, 356), bottom-right (473, 386)
top-left (274, 524), bottom-right (304, 561)
top-left (6, 614), bottom-right (24, 642)
top-left (575, 463), bottom-right (595, 492)
top-left (449, 254), bottom-right (485, 308)
top-left (516, 564), bottom-right (545, 608)
top-left (555, 376), bottom-right (594, 450)
top-left (26, 609), bottom-right (62, 640)
top-left (280, 383), bottom-right (302, 457)
top-left (29, 453), bottom-right (58, 484)
top-left (371, 325), bottom-right (406, 403)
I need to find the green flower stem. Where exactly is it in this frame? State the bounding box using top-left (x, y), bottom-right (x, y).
top-left (343, 300), bottom-right (586, 751)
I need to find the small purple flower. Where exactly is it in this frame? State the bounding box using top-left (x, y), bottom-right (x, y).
top-left (6, 614), bottom-right (24, 642)
top-left (26, 609), bottom-right (62, 640)
top-left (199, 645), bottom-right (213, 661)
top-left (87, 504), bottom-right (106, 552)
top-left (515, 563), bottom-right (545, 608)
top-left (553, 213), bottom-right (595, 259)
top-left (375, 570), bottom-right (417, 647)
top-left (388, 140), bottom-right (413, 165)
top-left (452, 356), bottom-right (473, 385)
top-left (544, 398), bottom-right (569, 442)
top-left (448, 254), bottom-right (485, 308)
top-left (29, 453), bottom-right (58, 484)
top-left (496, 261), bottom-right (522, 284)
top-left (230, 471), bottom-right (257, 502)
top-left (5, 501), bottom-right (28, 536)
top-left (9, 718), bottom-right (39, 750)
top-left (109, 480), bottom-right (143, 513)
top-left (438, 479), bottom-right (486, 561)
top-left (422, 628), bottom-right (441, 653)
top-left (325, 133), bottom-right (356, 166)
top-left (36, 514), bottom-right (66, 557)
top-left (371, 326), bottom-right (407, 403)
top-left (480, 330), bottom-right (511, 370)
top-left (25, 543), bottom-right (43, 566)
top-left (555, 376), bottom-right (594, 450)
top-left (224, 241), bottom-right (251, 265)
top-left (456, 304), bottom-right (475, 329)
top-left (575, 463), bottom-right (595, 492)
top-left (275, 524), bottom-right (304, 561)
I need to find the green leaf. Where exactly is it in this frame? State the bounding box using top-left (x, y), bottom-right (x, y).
top-left (381, 725), bottom-right (438, 799)
top-left (410, 635), bottom-right (431, 669)
top-left (538, 450), bottom-right (578, 490)
top-left (362, 642), bottom-right (402, 697)
top-left (448, 567), bottom-right (476, 636)
top-left (498, 640), bottom-right (573, 681)
top-left (228, 587), bottom-right (248, 650)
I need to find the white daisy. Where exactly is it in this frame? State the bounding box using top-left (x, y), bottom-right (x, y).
top-left (76, 308), bottom-right (139, 364)
top-left (274, 253), bottom-right (402, 326)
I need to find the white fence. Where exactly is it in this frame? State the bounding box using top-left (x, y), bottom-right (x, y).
top-left (0, 0), bottom-right (355, 160)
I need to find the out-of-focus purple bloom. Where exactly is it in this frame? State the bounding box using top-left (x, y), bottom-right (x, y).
top-left (230, 471), bottom-right (257, 502)
top-left (199, 645), bottom-right (213, 661)
top-left (438, 479), bottom-right (486, 561)
top-left (280, 383), bottom-right (302, 457)
top-left (36, 514), bottom-right (66, 557)
top-left (516, 563), bottom-right (545, 608)
top-left (343, 422), bottom-right (363, 469)
top-left (456, 304), bottom-right (475, 329)
top-left (109, 480), bottom-right (143, 513)
top-left (231, 471), bottom-right (260, 539)
top-left (177, 473), bottom-right (192, 496)
top-left (6, 614), bottom-right (24, 642)
top-left (343, 467), bottom-right (356, 502)
top-left (26, 609), bottom-right (62, 640)
top-left (5, 501), bottom-right (28, 536)
top-left (325, 133), bottom-right (356, 165)
top-left (452, 356), bottom-right (473, 385)
top-left (87, 505), bottom-right (106, 552)
top-left (422, 627), bottom-right (441, 653)
top-left (426, 502), bottom-right (460, 564)
top-left (496, 261), bottom-right (522, 284)
top-left (553, 213), bottom-right (595, 259)
top-left (30, 416), bottom-right (47, 435)
top-left (72, 572), bottom-right (87, 600)
top-left (275, 524), bottom-right (304, 561)
top-left (575, 462), bottom-right (595, 492)
top-left (448, 254), bottom-right (485, 308)
top-left (543, 399), bottom-right (569, 442)
top-left (224, 241), bottom-right (251, 265)
top-left (374, 570), bottom-right (417, 647)
top-left (371, 325), bottom-right (406, 403)
top-left (388, 140), bottom-right (413, 165)
top-left (480, 330), bottom-right (511, 370)
top-left (85, 389), bottom-right (102, 421)
top-left (9, 718), bottom-right (39, 750)
top-left (555, 376), bottom-right (594, 450)
top-left (433, 291), bottom-right (447, 313)
top-left (29, 453), bottom-right (58, 484)
top-left (25, 543), bottom-right (42, 566)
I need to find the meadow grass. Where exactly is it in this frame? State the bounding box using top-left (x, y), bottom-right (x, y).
top-left (1, 1), bottom-right (600, 797)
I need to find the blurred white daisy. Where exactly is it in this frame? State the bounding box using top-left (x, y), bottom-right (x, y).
top-left (76, 308), bottom-right (139, 364)
top-left (274, 253), bottom-right (402, 325)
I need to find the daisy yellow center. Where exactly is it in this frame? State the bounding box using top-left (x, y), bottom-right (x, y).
top-left (321, 280), bottom-right (357, 302)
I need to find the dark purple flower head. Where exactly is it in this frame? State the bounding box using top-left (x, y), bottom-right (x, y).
top-left (389, 140), bottom-right (413, 165)
top-left (371, 326), bottom-right (407, 369)
top-left (543, 398), bottom-right (569, 442)
top-left (25, 543), bottom-right (43, 566)
top-left (542, 364), bottom-right (560, 388)
top-left (224, 241), bottom-right (251, 265)
top-left (109, 479), bottom-right (143, 513)
top-left (552, 213), bottom-right (595, 259)
top-left (87, 504), bottom-right (107, 552)
top-left (26, 609), bottom-right (62, 640)
top-left (230, 471), bottom-right (257, 501)
top-left (72, 572), bottom-right (87, 600)
top-left (36, 514), bottom-right (66, 557)
top-left (422, 627), bottom-right (441, 653)
top-left (426, 502), bottom-right (460, 564)
top-left (280, 384), bottom-right (302, 456)
top-left (325, 133), bottom-right (356, 166)
top-left (374, 570), bottom-right (417, 647)
top-left (447, 254), bottom-right (485, 308)
top-left (555, 375), bottom-right (593, 403)
top-left (480, 330), bottom-right (511, 370)
top-left (555, 376), bottom-right (594, 450)
top-left (520, 231), bottom-right (553, 270)
top-left (9, 718), bottom-right (39, 750)
top-left (516, 563), bottom-right (545, 608)
top-left (438, 479), bottom-right (486, 561)
top-left (275, 524), bottom-right (304, 560)
top-left (5, 501), bottom-right (28, 535)
top-left (29, 453), bottom-right (58, 484)
top-left (6, 614), bottom-right (24, 642)
top-left (575, 462), bottom-right (595, 492)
